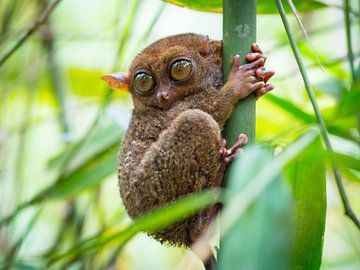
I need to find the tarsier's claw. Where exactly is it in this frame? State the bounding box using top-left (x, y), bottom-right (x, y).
top-left (220, 134), bottom-right (248, 165)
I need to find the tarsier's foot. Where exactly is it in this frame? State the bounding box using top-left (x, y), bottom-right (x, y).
top-left (227, 44), bottom-right (275, 100)
top-left (220, 134), bottom-right (248, 164)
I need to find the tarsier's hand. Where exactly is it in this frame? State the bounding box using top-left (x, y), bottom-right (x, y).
top-left (227, 43), bottom-right (275, 99)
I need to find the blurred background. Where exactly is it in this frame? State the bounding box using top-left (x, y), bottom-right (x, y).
top-left (0, 0), bottom-right (359, 269)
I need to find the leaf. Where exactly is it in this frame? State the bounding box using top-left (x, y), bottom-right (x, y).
top-left (265, 94), bottom-right (316, 124)
top-left (47, 189), bottom-right (220, 265)
top-left (48, 122), bottom-right (123, 173)
top-left (266, 94), bottom-right (360, 143)
top-left (163, 0), bottom-right (222, 12)
top-left (163, 0), bottom-right (327, 14)
top-left (285, 137), bottom-right (326, 269)
top-left (219, 145), bottom-right (293, 270)
top-left (43, 144), bottom-right (119, 200)
top-left (336, 87), bottom-right (360, 118)
top-left (314, 78), bottom-right (346, 99)
top-left (218, 130), bottom-right (322, 269)
top-left (330, 152), bottom-right (360, 172)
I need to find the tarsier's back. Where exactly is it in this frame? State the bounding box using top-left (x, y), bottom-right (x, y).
top-left (101, 33), bottom-right (273, 247)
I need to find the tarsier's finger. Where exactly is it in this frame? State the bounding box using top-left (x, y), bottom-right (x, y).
top-left (246, 52), bottom-right (266, 63)
top-left (231, 55), bottom-right (241, 70)
top-left (256, 84), bottom-right (274, 99)
top-left (241, 57), bottom-right (264, 70)
top-left (251, 81), bottom-right (265, 91)
top-left (251, 43), bottom-right (263, 54)
top-left (224, 149), bottom-right (241, 163)
top-left (219, 139), bottom-right (227, 156)
top-left (263, 70), bottom-right (275, 83)
top-left (236, 133), bottom-right (248, 146)
top-left (263, 83), bottom-right (274, 92)
top-left (255, 68), bottom-right (275, 83)
top-left (247, 75), bottom-right (257, 83)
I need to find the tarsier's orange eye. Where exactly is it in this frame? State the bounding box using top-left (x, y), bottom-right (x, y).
top-left (134, 72), bottom-right (155, 93)
top-left (170, 59), bottom-right (193, 81)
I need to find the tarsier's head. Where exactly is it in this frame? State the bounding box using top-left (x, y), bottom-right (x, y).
top-left (102, 33), bottom-right (222, 109)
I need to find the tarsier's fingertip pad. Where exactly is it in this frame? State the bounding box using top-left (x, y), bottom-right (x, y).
top-left (238, 134), bottom-right (249, 145)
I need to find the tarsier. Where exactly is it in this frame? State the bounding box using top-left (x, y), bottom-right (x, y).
top-left (102, 33), bottom-right (274, 265)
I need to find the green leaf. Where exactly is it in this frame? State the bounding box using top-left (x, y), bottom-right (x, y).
top-left (163, 0), bottom-right (327, 14)
top-left (265, 94), bottom-right (316, 124)
top-left (218, 130), bottom-right (321, 270)
top-left (48, 122), bottom-right (123, 173)
top-left (285, 137), bottom-right (326, 270)
top-left (219, 145), bottom-right (293, 270)
top-left (337, 87), bottom-right (360, 118)
top-left (330, 152), bottom-right (360, 172)
top-left (43, 144), bottom-right (119, 200)
top-left (266, 94), bottom-right (360, 143)
top-left (47, 189), bottom-right (220, 265)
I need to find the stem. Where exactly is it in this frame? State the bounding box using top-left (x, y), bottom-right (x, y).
top-left (41, 18), bottom-right (70, 137)
top-left (220, 0), bottom-right (256, 267)
top-left (223, 0), bottom-right (256, 146)
top-left (343, 0), bottom-right (360, 139)
top-left (343, 0), bottom-right (356, 81)
top-left (0, 0), bottom-right (63, 68)
top-left (276, 0), bottom-right (360, 230)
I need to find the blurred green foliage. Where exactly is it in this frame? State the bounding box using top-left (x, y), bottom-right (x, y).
top-left (0, 0), bottom-right (359, 269)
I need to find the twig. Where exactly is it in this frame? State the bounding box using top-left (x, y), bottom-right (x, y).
top-left (40, 0), bottom-right (70, 138)
top-left (0, 0), bottom-right (63, 68)
top-left (276, 0), bottom-right (360, 230)
top-left (343, 0), bottom-right (356, 81)
top-left (343, 0), bottom-right (360, 138)
top-left (287, 0), bottom-right (324, 71)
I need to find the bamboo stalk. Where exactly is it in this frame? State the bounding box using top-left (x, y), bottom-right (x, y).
top-left (276, 0), bottom-right (360, 230)
top-left (220, 0), bottom-right (257, 267)
top-left (223, 0), bottom-right (257, 146)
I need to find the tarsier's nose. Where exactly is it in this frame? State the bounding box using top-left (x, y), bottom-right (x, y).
top-left (156, 90), bottom-right (172, 104)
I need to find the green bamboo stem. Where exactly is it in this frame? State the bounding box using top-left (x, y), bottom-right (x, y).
top-left (220, 0), bottom-right (257, 266)
top-left (223, 0), bottom-right (256, 146)
top-left (276, 0), bottom-right (360, 230)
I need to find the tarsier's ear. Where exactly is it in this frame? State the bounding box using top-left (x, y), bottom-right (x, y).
top-left (207, 40), bottom-right (222, 66)
top-left (199, 37), bottom-right (222, 58)
top-left (208, 40), bottom-right (222, 55)
top-left (101, 72), bottom-right (130, 91)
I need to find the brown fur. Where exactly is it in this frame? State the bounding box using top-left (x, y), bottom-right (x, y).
top-left (118, 33), bottom-right (262, 246)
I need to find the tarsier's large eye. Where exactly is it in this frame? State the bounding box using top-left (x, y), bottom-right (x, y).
top-left (170, 59), bottom-right (193, 81)
top-left (134, 72), bottom-right (155, 93)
